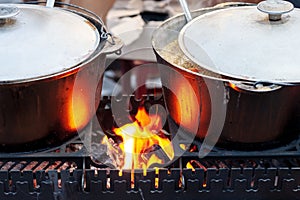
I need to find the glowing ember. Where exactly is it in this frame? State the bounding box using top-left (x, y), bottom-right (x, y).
top-left (103, 107), bottom-right (174, 170)
top-left (186, 162), bottom-right (195, 172)
top-left (186, 160), bottom-right (207, 187)
top-left (186, 160), bottom-right (207, 171)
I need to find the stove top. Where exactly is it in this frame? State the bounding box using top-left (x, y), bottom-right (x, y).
top-left (0, 94), bottom-right (299, 199)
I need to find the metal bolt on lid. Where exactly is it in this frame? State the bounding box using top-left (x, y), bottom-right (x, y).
top-left (257, 0), bottom-right (294, 20)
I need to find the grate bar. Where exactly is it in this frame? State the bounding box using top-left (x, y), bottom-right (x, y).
top-left (0, 167), bottom-right (298, 199)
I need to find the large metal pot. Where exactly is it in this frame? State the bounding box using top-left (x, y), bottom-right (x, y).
top-left (152, 2), bottom-right (300, 149)
top-left (0, 3), bottom-right (122, 149)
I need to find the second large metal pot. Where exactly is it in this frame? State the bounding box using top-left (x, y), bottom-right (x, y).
top-left (152, 2), bottom-right (300, 149)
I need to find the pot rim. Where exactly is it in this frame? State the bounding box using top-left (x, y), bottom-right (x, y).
top-left (0, 2), bottom-right (121, 85)
top-left (152, 2), bottom-right (298, 87)
top-left (178, 3), bottom-right (300, 84)
top-left (152, 3), bottom-right (252, 81)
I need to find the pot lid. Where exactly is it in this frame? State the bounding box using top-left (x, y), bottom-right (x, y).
top-left (0, 4), bottom-right (100, 83)
top-left (178, 1), bottom-right (300, 83)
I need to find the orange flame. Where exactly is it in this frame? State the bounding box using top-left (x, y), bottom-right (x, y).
top-left (107, 107), bottom-right (174, 170)
top-left (68, 88), bottom-right (91, 131)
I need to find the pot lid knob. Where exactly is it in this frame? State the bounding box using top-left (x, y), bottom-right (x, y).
top-left (0, 5), bottom-right (20, 24)
top-left (257, 0), bottom-right (294, 21)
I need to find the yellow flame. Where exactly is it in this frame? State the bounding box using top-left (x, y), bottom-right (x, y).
top-left (186, 162), bottom-right (195, 172)
top-left (113, 107), bottom-right (174, 170)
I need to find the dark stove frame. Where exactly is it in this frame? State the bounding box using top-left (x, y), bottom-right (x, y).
top-left (1, 157), bottom-right (300, 200)
top-left (0, 95), bottom-right (299, 199)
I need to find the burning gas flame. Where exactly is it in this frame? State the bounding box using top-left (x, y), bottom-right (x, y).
top-left (103, 107), bottom-right (174, 170)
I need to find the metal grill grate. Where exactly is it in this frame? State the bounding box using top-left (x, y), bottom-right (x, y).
top-left (0, 95), bottom-right (299, 199)
top-left (0, 164), bottom-right (299, 199)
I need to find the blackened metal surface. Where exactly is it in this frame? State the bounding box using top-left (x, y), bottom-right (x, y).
top-left (0, 95), bottom-right (299, 199)
top-left (0, 166), bottom-right (300, 199)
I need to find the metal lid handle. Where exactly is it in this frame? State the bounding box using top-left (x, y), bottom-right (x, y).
top-left (257, 0), bottom-right (294, 21)
top-left (0, 5), bottom-right (20, 24)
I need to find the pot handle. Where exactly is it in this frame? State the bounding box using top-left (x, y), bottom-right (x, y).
top-left (56, 1), bottom-right (124, 55)
top-left (228, 81), bottom-right (282, 93)
top-left (101, 33), bottom-right (123, 55)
